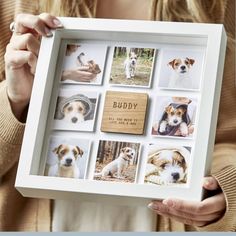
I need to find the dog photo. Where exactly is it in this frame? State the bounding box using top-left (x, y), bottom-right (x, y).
top-left (60, 43), bottom-right (107, 85)
top-left (158, 48), bottom-right (205, 90)
top-left (109, 46), bottom-right (156, 87)
top-left (93, 140), bottom-right (140, 183)
top-left (44, 136), bottom-right (90, 179)
top-left (144, 144), bottom-right (191, 185)
top-left (53, 89), bottom-right (99, 132)
top-left (152, 96), bottom-right (197, 138)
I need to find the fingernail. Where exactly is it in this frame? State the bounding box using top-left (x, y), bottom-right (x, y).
top-left (45, 27), bottom-right (53, 37)
top-left (148, 202), bottom-right (159, 211)
top-left (163, 199), bottom-right (173, 207)
top-left (53, 19), bottom-right (63, 27)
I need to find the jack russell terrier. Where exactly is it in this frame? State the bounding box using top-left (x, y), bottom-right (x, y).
top-left (94, 147), bottom-right (136, 179)
top-left (145, 147), bottom-right (189, 185)
top-left (124, 51), bottom-right (138, 79)
top-left (168, 57), bottom-right (195, 89)
top-left (48, 144), bottom-right (84, 178)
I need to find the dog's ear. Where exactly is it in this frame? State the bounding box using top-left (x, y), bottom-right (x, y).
top-left (174, 151), bottom-right (187, 171)
top-left (186, 58), bottom-right (195, 66)
top-left (76, 146), bottom-right (84, 157)
top-left (53, 144), bottom-right (63, 154)
top-left (168, 59), bottom-right (176, 69)
top-left (165, 105), bottom-right (172, 113)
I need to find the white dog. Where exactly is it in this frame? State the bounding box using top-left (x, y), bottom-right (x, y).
top-left (145, 148), bottom-right (189, 185)
top-left (168, 57), bottom-right (195, 89)
top-left (94, 147), bottom-right (135, 179)
top-left (48, 144), bottom-right (84, 178)
top-left (124, 51), bottom-right (138, 79)
top-left (62, 100), bottom-right (87, 124)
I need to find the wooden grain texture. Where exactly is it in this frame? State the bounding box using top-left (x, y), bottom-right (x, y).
top-left (101, 91), bottom-right (148, 134)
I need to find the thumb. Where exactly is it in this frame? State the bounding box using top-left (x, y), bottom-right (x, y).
top-left (203, 176), bottom-right (220, 191)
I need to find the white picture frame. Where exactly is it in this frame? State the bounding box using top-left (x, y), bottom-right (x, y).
top-left (15, 18), bottom-right (227, 204)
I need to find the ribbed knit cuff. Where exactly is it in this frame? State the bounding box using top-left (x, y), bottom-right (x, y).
top-left (0, 81), bottom-right (25, 145)
top-left (196, 165), bottom-right (236, 232)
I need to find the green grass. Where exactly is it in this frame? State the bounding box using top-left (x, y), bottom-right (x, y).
top-left (110, 56), bottom-right (153, 87)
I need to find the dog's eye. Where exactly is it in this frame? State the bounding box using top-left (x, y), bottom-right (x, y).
top-left (174, 62), bottom-right (179, 66)
top-left (185, 60), bottom-right (189, 65)
top-left (176, 111), bottom-right (181, 115)
top-left (78, 107), bottom-right (83, 112)
top-left (60, 150), bottom-right (66, 155)
top-left (73, 150), bottom-right (78, 156)
top-left (160, 163), bottom-right (166, 169)
top-left (67, 106), bottom-right (73, 111)
top-left (171, 111), bottom-right (175, 116)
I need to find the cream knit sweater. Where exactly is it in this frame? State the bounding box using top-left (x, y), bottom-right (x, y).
top-left (0, 0), bottom-right (235, 231)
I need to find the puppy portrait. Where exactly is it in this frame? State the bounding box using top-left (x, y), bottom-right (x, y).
top-left (158, 49), bottom-right (205, 90)
top-left (94, 140), bottom-right (140, 183)
top-left (110, 46), bottom-right (156, 87)
top-left (61, 43), bottom-right (107, 85)
top-left (45, 136), bottom-right (90, 179)
top-left (168, 57), bottom-right (195, 89)
top-left (145, 145), bottom-right (191, 185)
top-left (152, 96), bottom-right (197, 138)
top-left (53, 89), bottom-right (99, 132)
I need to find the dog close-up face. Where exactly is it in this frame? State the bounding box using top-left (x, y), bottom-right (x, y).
top-left (120, 147), bottom-right (136, 163)
top-left (129, 52), bottom-right (138, 66)
top-left (53, 144), bottom-right (83, 168)
top-left (165, 105), bottom-right (186, 126)
top-left (62, 101), bottom-right (87, 124)
top-left (168, 57), bottom-right (195, 74)
top-left (149, 150), bottom-right (187, 183)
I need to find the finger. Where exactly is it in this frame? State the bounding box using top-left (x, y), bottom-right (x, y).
top-left (5, 50), bottom-right (37, 74)
top-left (9, 33), bottom-right (40, 56)
top-left (77, 66), bottom-right (90, 71)
top-left (149, 201), bottom-right (224, 221)
top-left (153, 210), bottom-right (208, 227)
top-left (14, 13), bottom-right (62, 36)
top-left (159, 193), bottom-right (226, 215)
top-left (203, 176), bottom-right (220, 190)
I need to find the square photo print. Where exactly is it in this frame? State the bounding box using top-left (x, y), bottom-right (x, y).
top-left (60, 43), bottom-right (107, 85)
top-left (93, 140), bottom-right (141, 183)
top-left (109, 47), bottom-right (156, 87)
top-left (152, 96), bottom-right (197, 138)
top-left (44, 136), bottom-right (90, 179)
top-left (144, 144), bottom-right (191, 185)
top-left (158, 48), bottom-right (205, 90)
top-left (53, 89), bottom-right (99, 132)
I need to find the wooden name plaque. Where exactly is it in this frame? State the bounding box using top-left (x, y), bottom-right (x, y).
top-left (101, 91), bottom-right (148, 134)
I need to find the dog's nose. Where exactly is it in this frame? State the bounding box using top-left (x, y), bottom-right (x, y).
top-left (66, 159), bottom-right (72, 165)
top-left (171, 172), bottom-right (180, 181)
top-left (71, 117), bottom-right (78, 123)
top-left (180, 65), bottom-right (186, 70)
top-left (173, 119), bottom-right (178, 124)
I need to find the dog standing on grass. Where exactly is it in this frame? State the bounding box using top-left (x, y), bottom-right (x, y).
top-left (124, 49), bottom-right (138, 79)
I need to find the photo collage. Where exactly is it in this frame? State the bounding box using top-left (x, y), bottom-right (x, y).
top-left (44, 42), bottom-right (205, 187)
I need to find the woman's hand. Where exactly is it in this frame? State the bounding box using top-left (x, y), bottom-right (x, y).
top-left (4, 13), bottom-right (63, 120)
top-left (148, 176), bottom-right (226, 227)
top-left (62, 67), bottom-right (97, 83)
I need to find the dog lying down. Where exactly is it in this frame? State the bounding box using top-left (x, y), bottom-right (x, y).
top-left (94, 147), bottom-right (136, 179)
top-left (145, 146), bottom-right (190, 185)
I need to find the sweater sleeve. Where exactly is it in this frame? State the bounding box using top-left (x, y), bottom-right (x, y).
top-left (0, 80), bottom-right (25, 178)
top-left (196, 143), bottom-right (236, 232)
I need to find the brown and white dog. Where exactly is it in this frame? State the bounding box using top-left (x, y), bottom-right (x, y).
top-left (62, 100), bottom-right (87, 124)
top-left (145, 147), bottom-right (189, 185)
top-left (168, 57), bottom-right (195, 89)
top-left (94, 147), bottom-right (136, 179)
top-left (48, 144), bottom-right (84, 178)
top-left (124, 51), bottom-right (138, 79)
top-left (77, 52), bottom-right (101, 74)
top-left (159, 103), bottom-right (189, 136)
